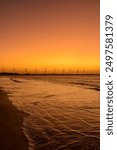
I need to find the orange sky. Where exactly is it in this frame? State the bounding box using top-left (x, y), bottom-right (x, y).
top-left (0, 0), bottom-right (99, 73)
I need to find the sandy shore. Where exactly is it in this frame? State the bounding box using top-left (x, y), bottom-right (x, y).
top-left (0, 87), bottom-right (28, 150)
top-left (0, 76), bottom-right (100, 149)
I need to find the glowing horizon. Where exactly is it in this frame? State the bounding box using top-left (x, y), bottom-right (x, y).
top-left (0, 0), bottom-right (99, 73)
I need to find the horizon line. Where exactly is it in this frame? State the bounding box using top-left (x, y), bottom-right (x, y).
top-left (0, 72), bottom-right (100, 76)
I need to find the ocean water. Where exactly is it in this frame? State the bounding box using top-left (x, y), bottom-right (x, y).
top-left (0, 75), bottom-right (100, 150)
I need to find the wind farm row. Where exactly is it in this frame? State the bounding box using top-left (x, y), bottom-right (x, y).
top-left (0, 68), bottom-right (100, 75)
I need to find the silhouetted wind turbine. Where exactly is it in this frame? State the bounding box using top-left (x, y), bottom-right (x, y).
top-left (77, 68), bottom-right (79, 74)
top-left (45, 68), bottom-right (47, 75)
top-left (54, 68), bottom-right (56, 74)
top-left (63, 68), bottom-right (65, 74)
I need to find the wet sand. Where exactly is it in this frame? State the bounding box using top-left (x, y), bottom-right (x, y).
top-left (0, 88), bottom-right (28, 150)
top-left (0, 76), bottom-right (100, 150)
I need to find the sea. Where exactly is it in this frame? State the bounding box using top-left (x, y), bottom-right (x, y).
top-left (0, 75), bottom-right (100, 150)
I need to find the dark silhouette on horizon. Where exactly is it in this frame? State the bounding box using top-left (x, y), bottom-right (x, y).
top-left (0, 72), bottom-right (100, 76)
top-left (0, 68), bottom-right (99, 76)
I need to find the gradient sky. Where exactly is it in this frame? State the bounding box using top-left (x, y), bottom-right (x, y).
top-left (0, 0), bottom-right (99, 73)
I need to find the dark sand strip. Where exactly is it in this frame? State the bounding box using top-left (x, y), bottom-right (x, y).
top-left (0, 88), bottom-right (28, 150)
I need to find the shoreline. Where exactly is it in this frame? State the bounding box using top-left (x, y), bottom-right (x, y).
top-left (0, 87), bottom-right (28, 150)
top-left (0, 76), bottom-right (100, 149)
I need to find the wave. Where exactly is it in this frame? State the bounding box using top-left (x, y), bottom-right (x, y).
top-left (0, 76), bottom-right (100, 150)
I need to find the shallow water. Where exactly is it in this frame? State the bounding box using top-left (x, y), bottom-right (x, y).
top-left (0, 75), bottom-right (100, 150)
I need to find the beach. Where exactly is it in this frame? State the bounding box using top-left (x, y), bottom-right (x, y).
top-left (0, 87), bottom-right (28, 150)
top-left (0, 75), bottom-right (100, 150)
